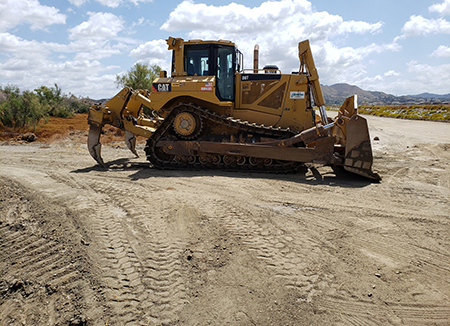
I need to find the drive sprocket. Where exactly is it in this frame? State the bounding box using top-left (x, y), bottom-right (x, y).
top-left (173, 111), bottom-right (202, 139)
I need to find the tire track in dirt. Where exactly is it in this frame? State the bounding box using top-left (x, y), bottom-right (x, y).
top-left (203, 198), bottom-right (336, 302)
top-left (0, 226), bottom-right (78, 289)
top-left (18, 168), bottom-right (188, 325)
top-left (197, 188), bottom-right (449, 326)
top-left (87, 178), bottom-right (187, 325)
top-left (279, 198), bottom-right (450, 278)
top-left (317, 296), bottom-right (450, 325)
top-left (262, 199), bottom-right (450, 325)
top-left (0, 177), bottom-right (96, 325)
top-left (87, 198), bottom-right (145, 325)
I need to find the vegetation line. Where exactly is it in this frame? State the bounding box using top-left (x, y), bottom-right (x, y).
top-left (357, 105), bottom-right (450, 122)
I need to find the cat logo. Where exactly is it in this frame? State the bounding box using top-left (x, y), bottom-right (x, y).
top-left (152, 83), bottom-right (171, 92)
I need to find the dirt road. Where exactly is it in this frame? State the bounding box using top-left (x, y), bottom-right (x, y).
top-left (1, 115), bottom-right (449, 325)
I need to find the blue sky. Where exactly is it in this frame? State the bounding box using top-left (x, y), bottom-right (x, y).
top-left (1, 0), bottom-right (449, 99)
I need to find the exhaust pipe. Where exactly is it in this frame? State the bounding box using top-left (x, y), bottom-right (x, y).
top-left (254, 44), bottom-right (259, 73)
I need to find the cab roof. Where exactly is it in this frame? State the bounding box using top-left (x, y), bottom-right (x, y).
top-left (184, 39), bottom-right (236, 47)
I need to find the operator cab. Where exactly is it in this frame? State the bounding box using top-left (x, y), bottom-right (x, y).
top-left (169, 38), bottom-right (243, 102)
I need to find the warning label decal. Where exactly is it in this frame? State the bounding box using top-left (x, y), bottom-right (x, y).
top-left (290, 91), bottom-right (305, 99)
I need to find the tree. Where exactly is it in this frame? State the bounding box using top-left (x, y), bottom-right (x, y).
top-left (115, 63), bottom-right (161, 90)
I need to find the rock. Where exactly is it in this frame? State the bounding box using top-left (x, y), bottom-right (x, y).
top-left (19, 133), bottom-right (38, 142)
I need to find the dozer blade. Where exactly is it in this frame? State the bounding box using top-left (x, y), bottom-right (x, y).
top-left (87, 124), bottom-right (107, 168)
top-left (343, 115), bottom-right (381, 181)
top-left (125, 130), bottom-right (139, 157)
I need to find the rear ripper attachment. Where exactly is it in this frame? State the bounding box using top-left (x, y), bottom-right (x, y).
top-left (87, 37), bottom-right (380, 181)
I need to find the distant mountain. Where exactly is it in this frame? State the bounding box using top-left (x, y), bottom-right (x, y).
top-left (321, 83), bottom-right (450, 106)
top-left (408, 92), bottom-right (450, 100)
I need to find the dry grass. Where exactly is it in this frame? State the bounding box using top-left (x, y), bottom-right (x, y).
top-left (0, 113), bottom-right (140, 144)
top-left (358, 105), bottom-right (450, 121)
top-left (35, 114), bottom-right (89, 139)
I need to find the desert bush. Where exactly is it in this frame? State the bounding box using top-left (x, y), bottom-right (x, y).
top-left (35, 84), bottom-right (74, 118)
top-left (63, 94), bottom-right (90, 114)
top-left (0, 84), bottom-right (92, 132)
top-left (0, 85), bottom-right (49, 131)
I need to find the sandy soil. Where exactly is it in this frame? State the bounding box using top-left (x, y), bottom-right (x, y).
top-left (0, 115), bottom-right (449, 325)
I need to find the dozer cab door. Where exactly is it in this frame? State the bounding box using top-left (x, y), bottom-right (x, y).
top-left (215, 46), bottom-right (235, 101)
top-left (184, 43), bottom-right (236, 102)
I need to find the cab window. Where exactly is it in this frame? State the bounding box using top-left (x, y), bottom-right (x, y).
top-left (216, 47), bottom-right (234, 101)
top-left (184, 47), bottom-right (209, 76)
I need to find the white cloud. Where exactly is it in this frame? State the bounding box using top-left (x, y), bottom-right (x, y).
top-left (161, 0), bottom-right (382, 39)
top-left (159, 0), bottom-right (387, 83)
top-left (0, 14), bottom-right (126, 98)
top-left (431, 45), bottom-right (450, 57)
top-left (68, 0), bottom-right (87, 6)
top-left (96, 0), bottom-right (122, 8)
top-left (131, 17), bottom-right (146, 29)
top-left (363, 61), bottom-right (450, 95)
top-left (0, 0), bottom-right (66, 32)
top-left (337, 21), bottom-right (383, 35)
top-left (0, 46), bottom-right (119, 98)
top-left (429, 0), bottom-right (450, 16)
top-left (401, 15), bottom-right (450, 37)
top-left (129, 39), bottom-right (171, 67)
top-left (74, 47), bottom-right (122, 61)
top-left (128, 0), bottom-right (154, 5)
top-left (0, 32), bottom-right (68, 55)
top-left (384, 70), bottom-right (400, 77)
top-left (68, 0), bottom-right (153, 8)
top-left (69, 12), bottom-right (125, 41)
top-left (406, 60), bottom-right (450, 92)
top-left (312, 41), bottom-right (398, 86)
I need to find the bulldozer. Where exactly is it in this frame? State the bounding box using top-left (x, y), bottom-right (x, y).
top-left (87, 37), bottom-right (380, 181)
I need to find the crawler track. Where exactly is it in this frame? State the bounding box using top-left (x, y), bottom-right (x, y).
top-left (145, 103), bottom-right (305, 173)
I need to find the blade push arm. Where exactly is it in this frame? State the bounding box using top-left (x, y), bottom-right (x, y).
top-left (298, 40), bottom-right (328, 125)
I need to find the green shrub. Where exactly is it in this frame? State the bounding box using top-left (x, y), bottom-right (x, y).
top-left (34, 84), bottom-right (74, 118)
top-left (0, 84), bottom-right (92, 132)
top-left (0, 85), bottom-right (49, 131)
top-left (63, 94), bottom-right (90, 114)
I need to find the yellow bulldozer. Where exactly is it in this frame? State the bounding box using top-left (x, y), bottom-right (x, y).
top-left (87, 37), bottom-right (380, 180)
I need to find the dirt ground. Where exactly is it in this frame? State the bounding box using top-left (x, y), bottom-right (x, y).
top-left (0, 115), bottom-right (449, 326)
